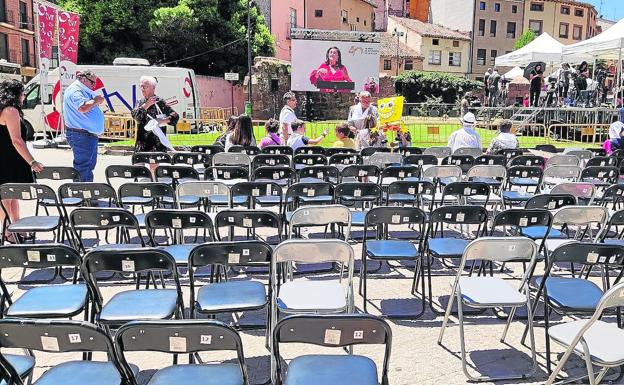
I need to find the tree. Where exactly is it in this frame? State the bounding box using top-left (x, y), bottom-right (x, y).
top-left (394, 71), bottom-right (483, 104)
top-left (515, 30), bottom-right (536, 50)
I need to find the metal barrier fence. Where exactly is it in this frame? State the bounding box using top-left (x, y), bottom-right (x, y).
top-left (200, 107), bottom-right (239, 120)
top-left (547, 123), bottom-right (611, 144)
top-left (102, 114), bottom-right (137, 140)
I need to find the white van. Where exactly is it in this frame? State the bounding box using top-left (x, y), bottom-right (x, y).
top-left (21, 62), bottom-right (201, 136)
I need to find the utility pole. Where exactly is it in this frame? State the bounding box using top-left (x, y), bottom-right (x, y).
top-left (246, 0), bottom-right (253, 116)
top-left (392, 27), bottom-right (404, 76)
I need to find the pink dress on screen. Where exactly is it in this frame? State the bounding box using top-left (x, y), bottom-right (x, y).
top-left (310, 63), bottom-right (353, 93)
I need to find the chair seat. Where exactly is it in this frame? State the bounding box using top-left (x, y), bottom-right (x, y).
top-left (520, 226), bottom-right (563, 239)
top-left (470, 177), bottom-right (502, 186)
top-left (1, 354), bottom-right (35, 385)
top-left (147, 363), bottom-right (243, 385)
top-left (366, 240), bottom-right (417, 260)
top-left (509, 177), bottom-right (539, 186)
top-left (162, 244), bottom-right (197, 265)
top-left (278, 279), bottom-right (347, 312)
top-left (422, 193), bottom-right (458, 203)
top-left (603, 239), bottom-right (624, 247)
top-left (386, 193), bottom-right (418, 203)
top-left (8, 216), bottom-right (60, 232)
top-left (34, 361), bottom-right (132, 385)
top-left (41, 197), bottom-right (82, 206)
top-left (545, 238), bottom-right (577, 252)
top-left (284, 355), bottom-right (378, 385)
top-left (121, 196), bottom-right (153, 205)
top-left (459, 277), bottom-right (526, 307)
top-left (299, 195), bottom-right (333, 204)
top-left (7, 284), bottom-right (87, 318)
top-left (93, 244), bottom-right (145, 251)
top-left (208, 195), bottom-right (248, 206)
top-left (196, 280), bottom-right (266, 313)
top-left (428, 238), bottom-right (469, 258)
top-left (549, 319), bottom-right (624, 366)
top-left (99, 289), bottom-right (179, 323)
top-left (255, 195), bottom-right (284, 205)
top-left (163, 195), bottom-right (200, 206)
top-left (350, 211), bottom-right (367, 227)
top-left (502, 190), bottom-right (534, 201)
top-left (535, 276), bottom-right (602, 311)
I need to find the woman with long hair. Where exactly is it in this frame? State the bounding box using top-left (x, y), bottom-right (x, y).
top-left (225, 115), bottom-right (256, 151)
top-left (0, 79), bottom-right (44, 243)
top-left (309, 46), bottom-right (353, 93)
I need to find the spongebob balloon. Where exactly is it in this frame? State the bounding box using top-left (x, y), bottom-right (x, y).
top-left (376, 96), bottom-right (407, 133)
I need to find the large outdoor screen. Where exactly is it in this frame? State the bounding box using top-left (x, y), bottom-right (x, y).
top-left (290, 29), bottom-right (380, 94)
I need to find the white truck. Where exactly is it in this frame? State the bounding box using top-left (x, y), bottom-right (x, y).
top-left (21, 60), bottom-right (201, 137)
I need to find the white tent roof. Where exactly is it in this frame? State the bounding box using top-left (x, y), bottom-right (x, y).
top-left (495, 33), bottom-right (564, 66)
top-left (562, 17), bottom-right (624, 61)
top-left (503, 66), bottom-right (523, 79)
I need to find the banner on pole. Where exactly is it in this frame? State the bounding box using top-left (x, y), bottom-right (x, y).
top-left (36, 3), bottom-right (56, 69)
top-left (58, 11), bottom-right (80, 90)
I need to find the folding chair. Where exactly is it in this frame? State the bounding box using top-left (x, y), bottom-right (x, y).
top-left (600, 183), bottom-right (624, 210)
top-left (540, 166), bottom-right (583, 193)
top-left (230, 181), bottom-right (283, 210)
top-left (155, 165), bottom-right (200, 189)
top-left (423, 146), bottom-right (452, 158)
top-left (35, 166), bottom-right (81, 207)
top-left (474, 154), bottom-right (506, 166)
top-left (586, 156), bottom-right (617, 168)
top-left (215, 209), bottom-right (282, 245)
top-left (297, 165), bottom-right (339, 184)
top-left (204, 165), bottom-right (250, 186)
top-left (176, 180), bottom-right (233, 211)
top-left (0, 318), bottom-right (131, 385)
top-left (212, 152), bottom-right (252, 173)
top-left (564, 149), bottom-right (593, 165)
top-left (441, 154), bottom-right (474, 174)
top-left (191, 144), bottom-right (224, 155)
top-left (254, 166), bottom-right (296, 187)
top-left (105, 164), bottom-right (152, 186)
top-left (545, 281), bottom-right (624, 385)
top-left (272, 314), bottom-right (392, 385)
top-left (58, 182), bottom-right (119, 208)
top-left (189, 241), bottom-right (272, 329)
top-left (544, 206), bottom-right (609, 255)
top-left (377, 165), bottom-right (419, 187)
top-left (82, 247), bottom-right (184, 327)
top-left (252, 154), bottom-right (291, 170)
top-left (326, 147), bottom-right (357, 157)
top-left (546, 154), bottom-right (581, 167)
top-left (397, 146), bottom-right (422, 156)
top-left (528, 242), bottom-right (624, 373)
top-left (496, 148), bottom-right (523, 161)
top-left (145, 209), bottom-right (215, 266)
top-left (69, 207), bottom-right (144, 253)
top-left (115, 320), bottom-right (249, 385)
top-left (508, 154), bottom-right (545, 168)
top-left (453, 147), bottom-right (482, 157)
top-left (502, 165), bottom-right (543, 206)
top-left (438, 237), bottom-right (539, 381)
top-left (385, 180), bottom-right (435, 207)
top-left (228, 145), bottom-right (260, 156)
top-left (0, 244), bottom-right (87, 318)
top-left (587, 148), bottom-right (606, 157)
top-left (132, 152), bottom-right (172, 166)
top-left (0, 184), bottom-right (68, 245)
top-left (550, 182), bottom-right (596, 205)
top-left (366, 152), bottom-right (402, 169)
top-left (293, 154), bottom-right (327, 171)
top-left (261, 145), bottom-right (293, 156)
top-left (118, 182), bottom-right (176, 228)
top-left (172, 152), bottom-right (210, 180)
top-left (466, 165), bottom-right (506, 205)
top-left (340, 165), bottom-right (380, 183)
top-left (284, 183), bottom-right (335, 227)
top-left (287, 204), bottom-right (351, 240)
top-left (361, 206), bottom-right (427, 318)
top-left (294, 146), bottom-right (325, 156)
top-left (424, 205), bottom-right (489, 313)
top-left (441, 181), bottom-right (491, 208)
top-left (581, 166), bottom-right (619, 190)
top-left (522, 194), bottom-right (575, 243)
top-left (333, 182), bottom-right (382, 231)
top-left (360, 147), bottom-right (391, 157)
top-left (329, 153), bottom-right (363, 170)
top-left (403, 154), bottom-right (438, 168)
top-left (421, 164), bottom-right (463, 206)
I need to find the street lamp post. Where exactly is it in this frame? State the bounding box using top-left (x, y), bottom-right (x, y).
top-left (392, 27), bottom-right (404, 77)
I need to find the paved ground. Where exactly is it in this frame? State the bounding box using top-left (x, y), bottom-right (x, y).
top-left (1, 146), bottom-right (618, 385)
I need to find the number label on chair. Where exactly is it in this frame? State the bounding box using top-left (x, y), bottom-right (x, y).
top-left (522, 171), bottom-right (528, 177)
top-left (27, 250), bottom-right (40, 262)
top-left (463, 187), bottom-right (471, 195)
top-left (223, 172), bottom-right (231, 179)
top-left (100, 219), bottom-right (109, 226)
top-left (587, 252), bottom-right (599, 264)
top-left (21, 191), bottom-right (31, 199)
top-left (548, 201), bottom-right (556, 209)
top-left (273, 172), bottom-right (280, 180)
top-left (52, 172), bottom-right (61, 180)
top-left (68, 333), bottom-right (82, 344)
top-left (456, 212), bottom-right (465, 222)
top-left (124, 171), bottom-right (132, 177)
top-left (187, 158), bottom-right (194, 165)
top-left (359, 170), bottom-right (367, 177)
top-left (172, 219), bottom-right (182, 229)
top-left (399, 171), bottom-right (405, 178)
top-left (41, 336), bottom-right (60, 351)
top-left (142, 189), bottom-right (152, 198)
top-left (169, 336), bottom-right (187, 352)
top-left (392, 215), bottom-right (401, 224)
top-left (408, 187), bottom-right (416, 195)
top-left (252, 188), bottom-right (260, 197)
top-left (307, 189), bottom-right (315, 197)
top-left (112, 216), bottom-right (120, 222)
top-left (354, 189), bottom-right (362, 197)
top-left (353, 330), bottom-right (364, 340)
top-left (324, 329), bottom-right (342, 345)
top-left (519, 218), bottom-right (528, 227)
top-left (47, 254), bottom-right (56, 262)
top-left (83, 190), bottom-right (92, 199)
top-left (173, 171), bottom-right (180, 179)
top-left (243, 218), bottom-right (253, 228)
top-left (228, 253), bottom-right (240, 264)
top-left (122, 260), bottom-right (135, 272)
top-left (317, 172), bottom-right (324, 179)
top-left (149, 158), bottom-right (156, 164)
top-left (200, 335), bottom-right (212, 345)
top-left (418, 160), bottom-right (424, 165)
top-left (189, 216), bottom-right (196, 224)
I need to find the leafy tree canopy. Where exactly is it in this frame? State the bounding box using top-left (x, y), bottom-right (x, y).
top-left (515, 30), bottom-right (536, 50)
top-left (394, 71), bottom-right (483, 104)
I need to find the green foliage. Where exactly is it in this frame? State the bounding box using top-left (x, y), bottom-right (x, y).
top-left (57, 0), bottom-right (275, 76)
top-left (515, 30), bottom-right (536, 50)
top-left (394, 71), bottom-right (483, 104)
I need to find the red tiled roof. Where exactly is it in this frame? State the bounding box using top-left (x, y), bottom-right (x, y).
top-left (390, 16), bottom-right (471, 41)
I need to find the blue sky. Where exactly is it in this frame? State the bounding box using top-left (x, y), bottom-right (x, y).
top-left (587, 0), bottom-right (623, 21)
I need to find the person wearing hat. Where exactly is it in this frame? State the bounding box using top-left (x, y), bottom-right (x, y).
top-left (447, 112), bottom-right (481, 153)
top-left (608, 108), bottom-right (624, 140)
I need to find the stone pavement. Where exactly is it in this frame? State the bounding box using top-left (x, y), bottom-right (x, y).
top-left (1, 146), bottom-right (615, 385)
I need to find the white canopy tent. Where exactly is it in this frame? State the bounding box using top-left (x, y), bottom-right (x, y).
top-left (503, 66), bottom-right (524, 79)
top-left (495, 33), bottom-right (564, 67)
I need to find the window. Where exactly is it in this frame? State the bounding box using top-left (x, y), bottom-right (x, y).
top-left (0, 0), bottom-right (5, 23)
top-left (559, 23), bottom-right (569, 38)
top-left (453, 40), bottom-right (459, 47)
top-left (341, 10), bottom-right (348, 23)
top-left (432, 38), bottom-right (439, 45)
top-left (478, 19), bottom-right (485, 36)
top-left (573, 25), bottom-right (582, 40)
top-left (449, 52), bottom-right (461, 67)
top-left (350, 24), bottom-right (357, 31)
top-left (494, 3), bottom-right (500, 12)
top-left (506, 22), bottom-right (516, 38)
top-left (356, 17), bottom-right (360, 22)
top-left (561, 6), bottom-right (570, 15)
top-left (404, 59), bottom-right (413, 70)
top-left (512, 5), bottom-right (517, 13)
top-left (477, 49), bottom-right (486, 65)
top-left (479, 1), bottom-right (485, 10)
top-left (21, 39), bottom-right (29, 66)
top-left (0, 33), bottom-right (6, 60)
top-left (314, 9), bottom-right (322, 17)
top-left (529, 20), bottom-right (543, 34)
top-left (428, 50), bottom-right (441, 65)
top-left (490, 20), bottom-right (497, 37)
top-left (530, 2), bottom-right (543, 11)
top-left (289, 8), bottom-right (297, 29)
top-left (490, 49), bottom-right (497, 66)
top-left (575, 8), bottom-right (584, 17)
top-left (19, 1), bottom-right (28, 29)
top-left (383, 59), bottom-right (392, 71)
top-left (364, 20), bottom-right (366, 26)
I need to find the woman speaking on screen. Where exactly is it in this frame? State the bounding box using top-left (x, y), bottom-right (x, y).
top-left (309, 46), bottom-right (353, 93)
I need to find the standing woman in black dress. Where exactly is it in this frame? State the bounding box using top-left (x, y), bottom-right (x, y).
top-left (0, 80), bottom-right (44, 242)
top-left (131, 76), bottom-right (179, 173)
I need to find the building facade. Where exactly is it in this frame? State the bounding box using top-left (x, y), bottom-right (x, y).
top-left (305, 0), bottom-right (376, 32)
top-left (256, 0), bottom-right (305, 61)
top-left (387, 16), bottom-right (471, 76)
top-left (379, 32), bottom-right (423, 76)
top-left (0, 0), bottom-right (36, 73)
top-left (523, 0), bottom-right (597, 45)
top-left (472, 0), bottom-right (525, 80)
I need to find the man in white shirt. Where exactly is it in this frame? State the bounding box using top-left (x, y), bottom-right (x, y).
top-left (447, 112), bottom-right (482, 153)
top-left (279, 91), bottom-right (298, 142)
top-left (347, 91), bottom-right (378, 132)
top-left (608, 108), bottom-right (624, 140)
top-left (487, 119), bottom-right (518, 154)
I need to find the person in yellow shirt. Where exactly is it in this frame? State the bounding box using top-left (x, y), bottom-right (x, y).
top-left (332, 123), bottom-right (356, 149)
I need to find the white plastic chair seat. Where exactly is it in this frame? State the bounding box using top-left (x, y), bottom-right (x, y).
top-left (549, 319), bottom-right (624, 366)
top-left (458, 277), bottom-right (526, 307)
top-left (545, 239), bottom-right (578, 252)
top-left (277, 278), bottom-right (347, 312)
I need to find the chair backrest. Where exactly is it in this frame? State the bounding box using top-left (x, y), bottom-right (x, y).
top-left (326, 147), bottom-right (357, 157)
top-left (285, 182), bottom-right (335, 206)
top-left (587, 148), bottom-right (606, 157)
top-left (580, 166), bottom-right (619, 184)
top-left (288, 204), bottom-right (351, 238)
top-left (298, 165), bottom-right (339, 182)
top-left (293, 154), bottom-right (328, 168)
top-left (172, 151), bottom-right (209, 166)
top-left (253, 166), bottom-right (295, 184)
top-left (273, 239), bottom-right (354, 266)
top-left (466, 164), bottom-right (506, 180)
top-left (492, 209), bottom-right (552, 232)
top-left (549, 242), bottom-right (624, 267)
top-left (329, 153), bottom-right (363, 166)
top-left (366, 152), bottom-right (402, 168)
top-left (404, 154), bottom-right (438, 167)
top-left (0, 243), bottom-right (81, 270)
top-left (386, 180), bottom-right (435, 204)
top-left (601, 184), bottom-right (624, 209)
top-left (429, 205), bottom-right (489, 227)
top-left (230, 181), bottom-right (282, 208)
top-left (35, 166), bottom-right (80, 183)
top-left (360, 147), bottom-right (391, 157)
top-left (586, 156), bottom-right (617, 168)
top-left (453, 147), bottom-right (482, 157)
top-left (118, 182), bottom-right (175, 205)
top-left (506, 165), bottom-right (543, 183)
top-left (334, 182), bottom-right (382, 204)
top-left (550, 182), bottom-right (595, 203)
top-left (252, 154), bottom-right (291, 169)
top-left (423, 146), bottom-right (452, 158)
top-left (191, 144), bottom-right (224, 155)
top-left (546, 154), bottom-right (580, 167)
top-left (564, 149), bottom-right (593, 161)
top-left (379, 165), bottom-right (419, 181)
top-left (105, 165), bottom-right (152, 185)
top-left (273, 314), bottom-right (391, 385)
top-left (155, 166), bottom-right (200, 187)
top-left (442, 182), bottom-right (490, 204)
top-left (441, 155), bottom-right (475, 173)
top-left (228, 145), bottom-right (260, 155)
top-left (509, 155), bottom-right (545, 168)
top-left (535, 144), bottom-right (557, 153)
top-left (524, 193), bottom-right (576, 210)
top-left (70, 207), bottom-right (143, 250)
top-left (132, 152), bottom-right (172, 165)
top-left (422, 165), bottom-right (462, 181)
top-left (0, 183), bottom-right (57, 203)
top-left (294, 146), bottom-right (326, 155)
top-left (551, 206), bottom-right (609, 241)
top-left (145, 209), bottom-right (214, 235)
top-left (214, 209), bottom-right (281, 241)
top-left (340, 165), bottom-right (380, 182)
top-left (58, 182), bottom-right (119, 206)
top-left (398, 146), bottom-right (422, 156)
top-left (212, 152), bottom-right (252, 168)
top-left (261, 145), bottom-right (293, 156)
top-left (474, 155), bottom-right (507, 166)
top-left (364, 206), bottom-right (427, 241)
top-left (176, 181), bottom-right (229, 204)
top-left (462, 236), bottom-right (538, 264)
top-left (189, 240), bottom-right (272, 268)
top-left (496, 148), bottom-right (523, 160)
top-left (205, 165), bottom-right (250, 182)
top-left (541, 165), bottom-right (582, 184)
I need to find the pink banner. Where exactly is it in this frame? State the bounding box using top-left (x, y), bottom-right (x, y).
top-left (36, 3), bottom-right (56, 62)
top-left (58, 11), bottom-right (80, 64)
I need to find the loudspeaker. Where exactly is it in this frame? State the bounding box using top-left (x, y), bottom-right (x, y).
top-left (271, 79), bottom-right (278, 92)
